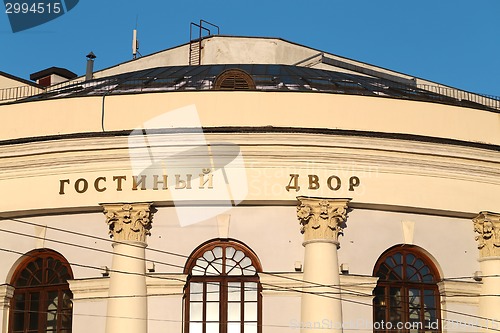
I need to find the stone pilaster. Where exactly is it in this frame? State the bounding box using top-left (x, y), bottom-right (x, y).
top-left (297, 197), bottom-right (350, 247)
top-left (103, 203), bottom-right (153, 243)
top-left (0, 285), bottom-right (14, 333)
top-left (473, 211), bottom-right (500, 258)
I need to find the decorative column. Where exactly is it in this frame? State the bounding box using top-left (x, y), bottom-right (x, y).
top-left (0, 285), bottom-right (14, 333)
top-left (473, 211), bottom-right (500, 330)
top-left (297, 197), bottom-right (350, 333)
top-left (101, 203), bottom-right (153, 333)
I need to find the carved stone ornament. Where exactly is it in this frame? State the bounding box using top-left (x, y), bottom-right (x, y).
top-left (297, 197), bottom-right (350, 247)
top-left (473, 211), bottom-right (500, 258)
top-left (101, 203), bottom-right (153, 243)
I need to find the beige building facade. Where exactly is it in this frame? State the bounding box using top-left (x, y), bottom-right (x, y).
top-left (0, 35), bottom-right (499, 333)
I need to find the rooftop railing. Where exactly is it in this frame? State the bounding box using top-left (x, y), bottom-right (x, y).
top-left (1, 73), bottom-right (499, 113)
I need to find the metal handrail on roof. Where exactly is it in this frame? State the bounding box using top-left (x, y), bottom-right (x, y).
top-left (1, 65), bottom-right (499, 112)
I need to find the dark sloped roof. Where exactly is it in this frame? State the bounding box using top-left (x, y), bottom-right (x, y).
top-left (23, 64), bottom-right (500, 112)
top-left (30, 67), bottom-right (77, 81)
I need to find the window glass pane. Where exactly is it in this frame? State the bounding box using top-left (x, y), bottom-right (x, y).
top-left (209, 259), bottom-right (223, 275)
top-left (61, 311), bottom-right (72, 332)
top-left (389, 287), bottom-right (401, 307)
top-left (189, 322), bottom-right (202, 333)
top-left (192, 265), bottom-right (206, 276)
top-left (228, 322), bottom-right (241, 333)
top-left (392, 265), bottom-right (402, 280)
top-left (47, 291), bottom-right (58, 310)
top-left (244, 283), bottom-right (257, 301)
top-left (206, 282), bottom-right (220, 301)
top-left (195, 258), bottom-right (208, 270)
top-left (226, 259), bottom-right (238, 271)
top-left (227, 264), bottom-right (243, 276)
top-left (18, 269), bottom-right (30, 287)
top-left (424, 289), bottom-right (436, 309)
top-left (212, 247), bottom-right (222, 259)
top-left (240, 257), bottom-right (252, 268)
top-left (13, 294), bottom-right (26, 331)
top-left (228, 282), bottom-right (241, 301)
top-left (409, 289), bottom-right (421, 308)
top-left (190, 282), bottom-right (203, 301)
top-left (46, 291), bottom-right (58, 330)
top-left (189, 302), bottom-right (203, 321)
top-left (406, 253), bottom-right (416, 265)
top-left (226, 246), bottom-right (236, 259)
top-left (62, 292), bottom-right (72, 310)
top-left (203, 250), bottom-right (215, 262)
top-left (206, 302), bottom-right (219, 321)
top-left (244, 302), bottom-right (257, 321)
top-left (206, 263), bottom-right (221, 276)
top-left (421, 266), bottom-right (430, 275)
top-left (424, 309), bottom-right (438, 330)
top-left (206, 322), bottom-right (219, 333)
top-left (407, 266), bottom-right (419, 281)
top-left (244, 322), bottom-right (258, 333)
top-left (423, 273), bottom-right (434, 282)
top-left (233, 250), bottom-right (245, 262)
top-left (389, 308), bottom-right (402, 324)
top-left (28, 292), bottom-right (40, 330)
top-left (243, 266), bottom-right (256, 276)
top-left (228, 302), bottom-right (241, 321)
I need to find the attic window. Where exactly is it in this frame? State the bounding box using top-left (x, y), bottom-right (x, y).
top-left (214, 69), bottom-right (256, 90)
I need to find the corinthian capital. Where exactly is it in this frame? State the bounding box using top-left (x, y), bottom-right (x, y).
top-left (473, 211), bottom-right (500, 258)
top-left (297, 197), bottom-right (350, 247)
top-left (101, 203), bottom-right (154, 243)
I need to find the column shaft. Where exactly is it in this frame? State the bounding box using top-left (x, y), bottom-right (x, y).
top-left (478, 257), bottom-right (500, 328)
top-left (302, 242), bottom-right (342, 331)
top-left (106, 242), bottom-right (148, 333)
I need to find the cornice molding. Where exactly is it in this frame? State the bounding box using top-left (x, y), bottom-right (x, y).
top-left (0, 132), bottom-right (498, 186)
top-left (69, 274), bottom-right (187, 301)
top-left (438, 280), bottom-right (482, 305)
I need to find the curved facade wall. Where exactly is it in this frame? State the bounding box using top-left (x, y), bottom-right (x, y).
top-left (0, 90), bottom-right (498, 333)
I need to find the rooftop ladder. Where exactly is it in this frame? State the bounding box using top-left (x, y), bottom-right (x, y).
top-left (189, 20), bottom-right (220, 66)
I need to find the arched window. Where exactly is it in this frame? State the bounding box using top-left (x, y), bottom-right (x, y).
top-left (184, 239), bottom-right (262, 333)
top-left (214, 69), bottom-right (256, 91)
top-left (373, 245), bottom-right (441, 333)
top-left (9, 249), bottom-right (73, 333)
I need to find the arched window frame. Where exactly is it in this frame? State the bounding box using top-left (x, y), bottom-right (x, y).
top-left (183, 239), bottom-right (263, 333)
top-left (373, 245), bottom-right (441, 333)
top-left (9, 249), bottom-right (73, 333)
top-left (214, 69), bottom-right (256, 91)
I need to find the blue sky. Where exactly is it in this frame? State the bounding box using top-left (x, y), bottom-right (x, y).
top-left (1, 0), bottom-right (499, 96)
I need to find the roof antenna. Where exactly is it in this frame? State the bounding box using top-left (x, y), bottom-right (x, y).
top-left (132, 15), bottom-right (141, 59)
